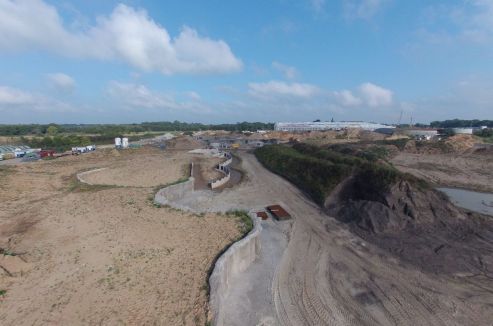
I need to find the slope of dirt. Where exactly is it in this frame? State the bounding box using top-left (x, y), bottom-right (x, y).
top-left (0, 148), bottom-right (242, 325)
top-left (391, 152), bottom-right (493, 192)
top-left (325, 178), bottom-right (493, 275)
top-left (166, 136), bottom-right (203, 150)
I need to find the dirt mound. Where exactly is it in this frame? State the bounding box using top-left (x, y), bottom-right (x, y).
top-left (402, 135), bottom-right (480, 155)
top-left (325, 178), bottom-right (493, 274)
top-left (166, 136), bottom-right (203, 150)
top-left (444, 134), bottom-right (477, 152)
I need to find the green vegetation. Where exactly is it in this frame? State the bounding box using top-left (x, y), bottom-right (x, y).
top-left (21, 135), bottom-right (91, 152)
top-left (373, 138), bottom-right (409, 150)
top-left (255, 143), bottom-right (422, 206)
top-left (475, 128), bottom-right (493, 143)
top-left (0, 121), bottom-right (274, 136)
top-left (255, 144), bottom-right (354, 204)
top-left (0, 289), bottom-right (6, 296)
top-left (430, 119), bottom-right (493, 128)
top-left (226, 210), bottom-right (254, 236)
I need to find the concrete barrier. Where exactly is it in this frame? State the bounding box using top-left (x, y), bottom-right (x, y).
top-left (210, 153), bottom-right (233, 189)
top-left (208, 212), bottom-right (261, 326)
top-left (154, 163), bottom-right (195, 209)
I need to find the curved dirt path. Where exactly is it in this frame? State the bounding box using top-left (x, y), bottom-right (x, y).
top-left (162, 152), bottom-right (493, 325)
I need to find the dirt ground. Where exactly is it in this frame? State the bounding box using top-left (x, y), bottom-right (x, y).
top-left (0, 147), bottom-right (242, 325)
top-left (163, 152), bottom-right (493, 326)
top-left (391, 152), bottom-right (493, 192)
top-left (82, 150), bottom-right (194, 187)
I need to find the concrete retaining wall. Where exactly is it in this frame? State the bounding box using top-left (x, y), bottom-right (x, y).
top-left (210, 153), bottom-right (233, 189)
top-left (154, 163), bottom-right (195, 208)
top-left (209, 212), bottom-right (262, 326)
top-left (210, 172), bottom-right (230, 189)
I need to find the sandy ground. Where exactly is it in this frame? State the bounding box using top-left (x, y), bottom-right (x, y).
top-left (82, 150), bottom-right (193, 187)
top-left (391, 152), bottom-right (493, 192)
top-left (0, 147), bottom-right (242, 325)
top-left (162, 152), bottom-right (493, 326)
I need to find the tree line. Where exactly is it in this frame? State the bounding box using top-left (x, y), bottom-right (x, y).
top-left (0, 121), bottom-right (274, 136)
top-left (429, 119), bottom-right (493, 128)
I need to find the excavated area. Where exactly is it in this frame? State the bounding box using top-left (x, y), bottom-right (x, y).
top-left (325, 178), bottom-right (493, 275)
top-left (158, 151), bottom-right (493, 326)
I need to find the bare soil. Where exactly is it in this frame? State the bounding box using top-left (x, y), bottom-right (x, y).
top-left (392, 152), bottom-right (493, 192)
top-left (163, 152), bottom-right (493, 325)
top-left (0, 147), bottom-right (241, 325)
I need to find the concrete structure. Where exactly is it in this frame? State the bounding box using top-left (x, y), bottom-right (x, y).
top-left (401, 129), bottom-right (439, 140)
top-left (154, 163), bottom-right (195, 211)
top-left (274, 121), bottom-right (394, 132)
top-left (452, 127), bottom-right (474, 135)
top-left (210, 153), bottom-right (233, 190)
top-left (122, 138), bottom-right (129, 148)
top-left (114, 137), bottom-right (122, 148)
top-left (208, 212), bottom-right (262, 326)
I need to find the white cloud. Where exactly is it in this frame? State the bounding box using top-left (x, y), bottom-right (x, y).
top-left (272, 61), bottom-right (298, 80)
top-left (186, 91), bottom-right (201, 101)
top-left (333, 83), bottom-right (393, 108)
top-left (0, 86), bottom-right (34, 105)
top-left (333, 89), bottom-right (362, 106)
top-left (310, 0), bottom-right (326, 13)
top-left (343, 0), bottom-right (388, 20)
top-left (0, 85), bottom-right (76, 113)
top-left (46, 73), bottom-right (76, 91)
top-left (0, 1), bottom-right (242, 75)
top-left (106, 82), bottom-right (210, 114)
top-left (417, 1), bottom-right (493, 45)
top-left (107, 82), bottom-right (178, 109)
top-left (358, 82), bottom-right (393, 107)
top-left (248, 80), bottom-right (321, 98)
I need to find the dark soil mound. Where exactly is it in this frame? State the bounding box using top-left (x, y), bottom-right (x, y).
top-left (325, 178), bottom-right (493, 275)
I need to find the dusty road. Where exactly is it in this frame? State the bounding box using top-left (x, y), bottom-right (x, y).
top-left (174, 152), bottom-right (493, 325)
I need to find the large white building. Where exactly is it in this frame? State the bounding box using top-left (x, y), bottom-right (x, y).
top-left (274, 121), bottom-right (394, 132)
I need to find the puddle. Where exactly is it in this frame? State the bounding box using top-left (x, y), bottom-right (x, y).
top-left (437, 187), bottom-right (493, 216)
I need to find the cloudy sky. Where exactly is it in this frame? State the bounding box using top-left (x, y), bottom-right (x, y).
top-left (1, 0), bottom-right (492, 124)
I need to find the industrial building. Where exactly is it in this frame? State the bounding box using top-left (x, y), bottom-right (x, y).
top-left (401, 129), bottom-right (439, 140)
top-left (274, 121), bottom-right (394, 132)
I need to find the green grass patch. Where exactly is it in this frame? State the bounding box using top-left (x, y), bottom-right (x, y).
top-left (0, 289), bottom-right (6, 296)
top-left (226, 210), bottom-right (253, 236)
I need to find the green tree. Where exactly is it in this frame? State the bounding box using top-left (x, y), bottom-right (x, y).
top-left (46, 125), bottom-right (58, 136)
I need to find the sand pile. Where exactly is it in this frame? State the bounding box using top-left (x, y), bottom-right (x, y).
top-left (444, 134), bottom-right (477, 152)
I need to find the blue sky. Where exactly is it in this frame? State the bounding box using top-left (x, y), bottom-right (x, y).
top-left (0, 0), bottom-right (492, 124)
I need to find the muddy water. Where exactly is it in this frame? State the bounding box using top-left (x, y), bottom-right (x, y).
top-left (438, 187), bottom-right (493, 216)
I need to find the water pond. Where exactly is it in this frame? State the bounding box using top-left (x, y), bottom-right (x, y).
top-left (437, 187), bottom-right (493, 216)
